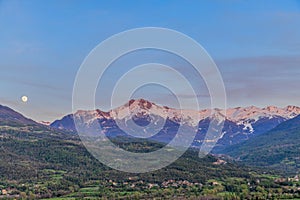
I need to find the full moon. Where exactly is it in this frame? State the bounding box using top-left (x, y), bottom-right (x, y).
top-left (21, 96), bottom-right (28, 103)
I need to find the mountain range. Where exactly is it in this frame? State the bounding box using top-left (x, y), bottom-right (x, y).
top-left (1, 99), bottom-right (300, 171)
top-left (50, 99), bottom-right (300, 151)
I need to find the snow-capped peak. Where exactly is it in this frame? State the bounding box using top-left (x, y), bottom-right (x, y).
top-left (226, 105), bottom-right (300, 123)
top-left (67, 100), bottom-right (300, 134)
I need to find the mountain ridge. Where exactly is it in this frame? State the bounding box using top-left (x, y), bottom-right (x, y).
top-left (49, 99), bottom-right (300, 150)
top-left (52, 99), bottom-right (300, 127)
top-left (0, 104), bottom-right (37, 126)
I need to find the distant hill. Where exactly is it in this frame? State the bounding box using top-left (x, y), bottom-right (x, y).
top-left (0, 105), bottom-right (37, 126)
top-left (221, 115), bottom-right (300, 174)
top-left (50, 114), bottom-right (75, 131)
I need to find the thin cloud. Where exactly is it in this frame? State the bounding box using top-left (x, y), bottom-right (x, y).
top-left (176, 93), bottom-right (210, 99)
top-left (0, 75), bottom-right (66, 91)
top-left (218, 55), bottom-right (300, 67)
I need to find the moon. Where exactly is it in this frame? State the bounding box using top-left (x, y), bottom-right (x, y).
top-left (21, 96), bottom-right (28, 103)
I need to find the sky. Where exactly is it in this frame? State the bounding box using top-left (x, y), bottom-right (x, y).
top-left (1, 0), bottom-right (300, 122)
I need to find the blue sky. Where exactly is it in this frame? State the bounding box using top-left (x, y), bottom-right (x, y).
top-left (1, 0), bottom-right (300, 121)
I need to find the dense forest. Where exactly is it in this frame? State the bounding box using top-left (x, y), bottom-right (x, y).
top-left (0, 123), bottom-right (299, 199)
